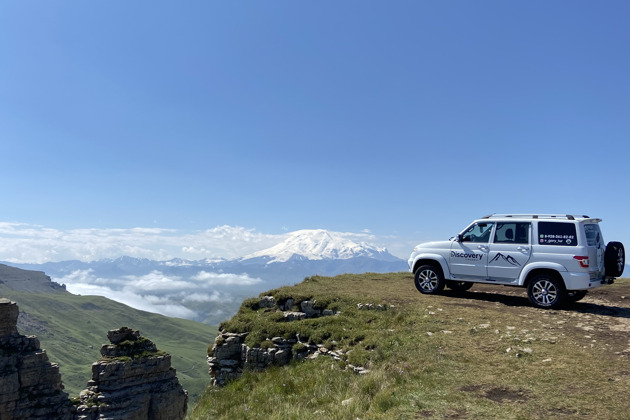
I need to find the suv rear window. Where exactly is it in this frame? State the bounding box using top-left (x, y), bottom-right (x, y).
top-left (538, 222), bottom-right (577, 246)
top-left (584, 224), bottom-right (603, 247)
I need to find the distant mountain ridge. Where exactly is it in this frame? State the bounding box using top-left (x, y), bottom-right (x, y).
top-left (3, 229), bottom-right (407, 325)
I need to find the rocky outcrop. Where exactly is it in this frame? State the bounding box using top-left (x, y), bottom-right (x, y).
top-left (207, 295), bottom-right (368, 386)
top-left (74, 327), bottom-right (188, 420)
top-left (1, 300), bottom-right (188, 420)
top-left (208, 331), bottom-right (294, 386)
top-left (0, 298), bottom-right (72, 419)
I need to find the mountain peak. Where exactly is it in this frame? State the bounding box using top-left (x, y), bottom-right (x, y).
top-left (241, 229), bottom-right (396, 263)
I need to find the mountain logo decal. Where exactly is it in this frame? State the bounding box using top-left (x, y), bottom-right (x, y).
top-left (489, 253), bottom-right (521, 267)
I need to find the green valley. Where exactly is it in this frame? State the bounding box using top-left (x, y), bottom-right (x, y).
top-left (0, 264), bottom-right (217, 404)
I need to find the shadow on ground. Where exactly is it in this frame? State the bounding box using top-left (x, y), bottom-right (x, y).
top-left (440, 285), bottom-right (630, 320)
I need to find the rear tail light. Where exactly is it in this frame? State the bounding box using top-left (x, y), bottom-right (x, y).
top-left (573, 256), bottom-right (589, 268)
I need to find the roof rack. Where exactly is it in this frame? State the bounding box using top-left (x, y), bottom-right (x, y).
top-left (481, 214), bottom-right (591, 220)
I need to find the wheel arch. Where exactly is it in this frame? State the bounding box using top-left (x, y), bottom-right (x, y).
top-left (411, 255), bottom-right (449, 278)
top-left (522, 268), bottom-right (566, 289)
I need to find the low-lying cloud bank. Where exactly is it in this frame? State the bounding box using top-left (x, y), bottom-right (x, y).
top-left (56, 268), bottom-right (263, 320)
top-left (0, 223), bottom-right (280, 263)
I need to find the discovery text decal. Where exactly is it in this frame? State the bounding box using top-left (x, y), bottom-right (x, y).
top-left (451, 251), bottom-right (484, 261)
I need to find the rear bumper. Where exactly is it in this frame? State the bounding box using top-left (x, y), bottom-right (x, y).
top-left (561, 271), bottom-right (610, 290)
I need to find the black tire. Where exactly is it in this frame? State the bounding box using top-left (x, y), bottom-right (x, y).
top-left (527, 274), bottom-right (566, 309)
top-left (414, 264), bottom-right (445, 294)
top-left (446, 280), bottom-right (474, 292)
top-left (566, 290), bottom-right (588, 303)
top-left (605, 242), bottom-right (625, 277)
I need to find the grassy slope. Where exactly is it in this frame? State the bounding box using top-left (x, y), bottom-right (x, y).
top-left (0, 286), bottom-right (217, 404)
top-left (191, 272), bottom-right (630, 419)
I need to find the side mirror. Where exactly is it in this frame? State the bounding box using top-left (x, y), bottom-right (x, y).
top-left (456, 234), bottom-right (464, 242)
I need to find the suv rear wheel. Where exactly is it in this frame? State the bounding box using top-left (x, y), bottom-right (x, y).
top-left (414, 264), bottom-right (445, 294)
top-left (527, 274), bottom-right (566, 309)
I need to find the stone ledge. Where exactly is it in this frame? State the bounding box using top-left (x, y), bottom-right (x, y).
top-left (208, 294), bottom-right (375, 387)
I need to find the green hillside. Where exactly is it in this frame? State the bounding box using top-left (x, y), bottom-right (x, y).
top-left (1, 285), bottom-right (217, 403)
top-left (191, 272), bottom-right (630, 419)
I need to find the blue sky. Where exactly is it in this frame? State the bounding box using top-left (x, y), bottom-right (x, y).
top-left (1, 1), bottom-right (629, 261)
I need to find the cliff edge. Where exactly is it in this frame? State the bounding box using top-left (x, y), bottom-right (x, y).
top-left (0, 298), bottom-right (72, 419)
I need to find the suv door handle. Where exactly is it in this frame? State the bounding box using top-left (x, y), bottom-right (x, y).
top-left (478, 245), bottom-right (489, 252)
top-left (517, 246), bottom-right (530, 252)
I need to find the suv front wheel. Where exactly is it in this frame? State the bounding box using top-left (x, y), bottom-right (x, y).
top-left (527, 274), bottom-right (566, 309)
top-left (414, 264), bottom-right (445, 294)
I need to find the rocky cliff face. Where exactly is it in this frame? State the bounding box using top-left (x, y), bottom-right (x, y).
top-left (0, 298), bottom-right (73, 419)
top-left (0, 300), bottom-right (188, 420)
top-left (207, 295), bottom-right (374, 386)
top-left (74, 327), bottom-right (188, 420)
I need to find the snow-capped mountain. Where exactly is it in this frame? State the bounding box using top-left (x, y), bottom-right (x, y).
top-left (241, 229), bottom-right (399, 263)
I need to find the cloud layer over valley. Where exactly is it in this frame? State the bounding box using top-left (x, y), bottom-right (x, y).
top-left (56, 268), bottom-right (262, 321)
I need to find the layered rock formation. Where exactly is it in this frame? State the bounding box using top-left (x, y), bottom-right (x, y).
top-left (1, 299), bottom-right (188, 420)
top-left (0, 298), bottom-right (72, 419)
top-left (74, 327), bottom-right (188, 420)
top-left (208, 295), bottom-right (372, 386)
top-left (208, 331), bottom-right (304, 386)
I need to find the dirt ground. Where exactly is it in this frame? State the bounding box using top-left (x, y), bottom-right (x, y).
top-left (415, 280), bottom-right (630, 418)
top-left (454, 280), bottom-right (630, 357)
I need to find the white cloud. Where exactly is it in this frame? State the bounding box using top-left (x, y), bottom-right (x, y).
top-left (55, 268), bottom-right (259, 319)
top-left (191, 271), bottom-right (262, 286)
top-left (0, 222), bottom-right (411, 263)
top-left (181, 291), bottom-right (224, 303)
top-left (64, 281), bottom-right (198, 319)
top-left (122, 271), bottom-right (194, 291)
top-left (0, 223), bottom-right (281, 263)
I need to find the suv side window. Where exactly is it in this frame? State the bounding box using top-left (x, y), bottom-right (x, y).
top-left (494, 222), bottom-right (530, 244)
top-left (462, 222), bottom-right (495, 243)
top-left (538, 222), bottom-right (577, 246)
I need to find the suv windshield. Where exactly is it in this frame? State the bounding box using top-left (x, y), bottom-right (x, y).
top-left (461, 222), bottom-right (494, 243)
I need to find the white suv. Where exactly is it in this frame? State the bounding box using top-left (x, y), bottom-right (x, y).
top-left (408, 214), bottom-right (625, 309)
